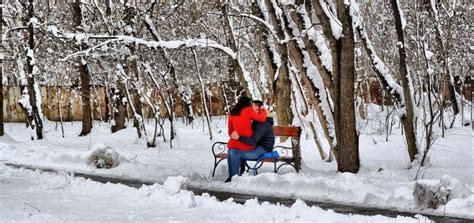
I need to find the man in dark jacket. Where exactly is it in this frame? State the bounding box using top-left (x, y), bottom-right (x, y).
top-left (230, 100), bottom-right (275, 175)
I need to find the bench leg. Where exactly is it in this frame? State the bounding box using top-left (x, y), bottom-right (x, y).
top-left (212, 158), bottom-right (218, 177)
top-left (273, 160), bottom-right (277, 173)
top-left (212, 158), bottom-right (225, 177)
top-left (275, 162), bottom-right (298, 173)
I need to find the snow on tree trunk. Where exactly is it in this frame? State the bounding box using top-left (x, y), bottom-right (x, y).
top-left (191, 49), bottom-right (213, 140)
top-left (221, 4), bottom-right (259, 99)
top-left (72, 0), bottom-right (93, 137)
top-left (18, 0), bottom-right (43, 140)
top-left (428, 1), bottom-right (460, 115)
top-left (331, 0), bottom-right (359, 173)
top-left (290, 1), bottom-right (336, 149)
top-left (390, 0), bottom-right (418, 162)
top-left (111, 79), bottom-right (127, 134)
top-left (263, 0), bottom-right (294, 128)
top-left (0, 66), bottom-right (3, 136)
top-left (251, 2), bottom-right (277, 105)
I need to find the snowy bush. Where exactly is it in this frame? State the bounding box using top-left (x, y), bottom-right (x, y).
top-left (413, 175), bottom-right (471, 209)
top-left (87, 143), bottom-right (126, 169)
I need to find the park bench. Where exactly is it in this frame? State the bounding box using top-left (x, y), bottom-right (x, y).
top-left (211, 126), bottom-right (302, 177)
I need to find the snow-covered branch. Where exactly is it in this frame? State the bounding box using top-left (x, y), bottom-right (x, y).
top-left (45, 26), bottom-right (238, 60)
top-left (348, 2), bottom-right (405, 107)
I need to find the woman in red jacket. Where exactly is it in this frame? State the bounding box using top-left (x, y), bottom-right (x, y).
top-left (226, 96), bottom-right (266, 182)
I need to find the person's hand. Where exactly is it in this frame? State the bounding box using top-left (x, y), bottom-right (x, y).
top-left (231, 130), bottom-right (240, 140)
top-left (259, 107), bottom-right (266, 113)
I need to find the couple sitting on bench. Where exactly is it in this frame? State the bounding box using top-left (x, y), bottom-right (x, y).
top-left (225, 96), bottom-right (276, 183)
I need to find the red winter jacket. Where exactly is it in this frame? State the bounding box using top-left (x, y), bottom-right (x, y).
top-left (227, 107), bottom-right (267, 151)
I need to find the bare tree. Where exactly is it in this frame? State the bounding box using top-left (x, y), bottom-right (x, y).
top-left (72, 0), bottom-right (93, 136)
top-left (264, 0), bottom-right (294, 128)
top-left (18, 0), bottom-right (43, 140)
top-left (391, 0), bottom-right (418, 162)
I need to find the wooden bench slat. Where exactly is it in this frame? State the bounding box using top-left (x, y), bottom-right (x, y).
top-left (280, 157), bottom-right (295, 162)
top-left (273, 126), bottom-right (301, 138)
top-left (215, 153), bottom-right (228, 159)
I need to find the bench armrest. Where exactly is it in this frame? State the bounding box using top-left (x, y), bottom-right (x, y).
top-left (273, 145), bottom-right (292, 158)
top-left (212, 142), bottom-right (228, 157)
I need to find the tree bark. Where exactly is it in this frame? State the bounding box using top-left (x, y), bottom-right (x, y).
top-left (0, 68), bottom-right (3, 136)
top-left (310, 0), bottom-right (337, 70)
top-left (391, 0), bottom-right (418, 162)
top-left (111, 83), bottom-right (127, 133)
top-left (427, 4), bottom-right (459, 115)
top-left (251, 2), bottom-right (276, 100)
top-left (332, 0), bottom-right (359, 173)
top-left (264, 0), bottom-right (293, 127)
top-left (191, 49), bottom-right (213, 140)
top-left (0, 2), bottom-right (3, 136)
top-left (20, 0), bottom-right (43, 140)
top-left (221, 3), bottom-right (255, 98)
top-left (72, 0), bottom-right (93, 136)
top-left (289, 1), bottom-right (336, 151)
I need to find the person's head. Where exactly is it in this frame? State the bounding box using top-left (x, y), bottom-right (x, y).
top-left (230, 96), bottom-right (252, 116)
top-left (252, 100), bottom-right (264, 112)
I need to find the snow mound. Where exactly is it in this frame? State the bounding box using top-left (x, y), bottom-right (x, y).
top-left (163, 176), bottom-right (186, 195)
top-left (87, 143), bottom-right (127, 169)
top-left (414, 175), bottom-right (471, 209)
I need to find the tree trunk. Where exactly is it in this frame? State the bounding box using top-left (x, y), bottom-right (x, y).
top-left (251, 2), bottom-right (275, 100)
top-left (0, 2), bottom-right (3, 136)
top-left (0, 68), bottom-right (3, 136)
top-left (20, 0), bottom-right (43, 140)
top-left (391, 0), bottom-right (418, 162)
top-left (264, 0), bottom-right (293, 127)
top-left (111, 84), bottom-right (127, 133)
top-left (332, 0), bottom-right (359, 173)
top-left (78, 60), bottom-right (93, 136)
top-left (191, 49), bottom-right (213, 140)
top-left (428, 4), bottom-right (459, 115)
top-left (127, 47), bottom-right (143, 138)
top-left (221, 3), bottom-right (256, 98)
top-left (288, 1), bottom-right (336, 152)
top-left (72, 0), bottom-right (93, 136)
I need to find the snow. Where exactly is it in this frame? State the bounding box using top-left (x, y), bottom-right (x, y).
top-left (258, 0), bottom-right (281, 73)
top-left (395, 0), bottom-right (407, 30)
top-left (319, 0), bottom-right (343, 39)
top-left (33, 85), bottom-right (44, 123)
top-left (285, 8), bottom-right (336, 145)
top-left (348, 1), bottom-right (407, 113)
top-left (0, 116), bottom-right (472, 220)
top-left (47, 26), bottom-right (238, 60)
top-left (298, 4), bottom-right (333, 73)
top-left (87, 143), bottom-right (127, 169)
top-left (271, 0), bottom-right (290, 43)
top-left (301, 50), bottom-right (336, 143)
top-left (425, 50), bottom-right (434, 60)
top-left (0, 163), bottom-right (428, 222)
top-left (26, 49), bottom-right (35, 66)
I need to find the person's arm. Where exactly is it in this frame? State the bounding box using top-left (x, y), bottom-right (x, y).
top-left (247, 107), bottom-right (267, 122)
top-left (239, 127), bottom-right (267, 146)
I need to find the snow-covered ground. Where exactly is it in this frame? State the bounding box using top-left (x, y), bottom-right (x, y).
top-left (0, 114), bottom-right (472, 221)
top-left (0, 163), bottom-right (427, 222)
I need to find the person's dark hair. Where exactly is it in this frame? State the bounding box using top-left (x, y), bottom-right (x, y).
top-left (230, 96), bottom-right (252, 116)
top-left (252, 100), bottom-right (264, 107)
